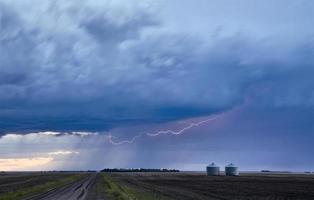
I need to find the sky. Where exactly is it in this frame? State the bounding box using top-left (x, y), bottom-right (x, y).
top-left (0, 0), bottom-right (314, 171)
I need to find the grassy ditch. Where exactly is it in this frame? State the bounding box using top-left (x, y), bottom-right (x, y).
top-left (101, 173), bottom-right (171, 200)
top-left (0, 173), bottom-right (86, 200)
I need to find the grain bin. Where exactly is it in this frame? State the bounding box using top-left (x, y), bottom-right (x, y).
top-left (225, 163), bottom-right (239, 176)
top-left (206, 162), bottom-right (220, 176)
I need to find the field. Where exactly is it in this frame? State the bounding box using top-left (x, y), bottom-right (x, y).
top-left (0, 172), bottom-right (88, 200)
top-left (108, 172), bottom-right (314, 200)
top-left (1, 172), bottom-right (314, 199)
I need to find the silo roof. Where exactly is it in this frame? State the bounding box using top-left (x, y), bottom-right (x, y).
top-left (207, 162), bottom-right (218, 167)
top-left (226, 163), bottom-right (237, 167)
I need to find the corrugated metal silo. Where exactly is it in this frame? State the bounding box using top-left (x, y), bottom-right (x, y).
top-left (225, 163), bottom-right (239, 176)
top-left (206, 162), bottom-right (220, 176)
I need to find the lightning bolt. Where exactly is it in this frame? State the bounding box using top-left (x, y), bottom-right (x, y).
top-left (107, 133), bottom-right (144, 145)
top-left (107, 115), bottom-right (222, 145)
top-left (146, 116), bottom-right (220, 136)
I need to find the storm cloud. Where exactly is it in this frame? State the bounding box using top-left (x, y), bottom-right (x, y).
top-left (0, 0), bottom-right (314, 133)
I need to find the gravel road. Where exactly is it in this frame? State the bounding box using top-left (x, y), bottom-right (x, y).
top-left (23, 173), bottom-right (96, 200)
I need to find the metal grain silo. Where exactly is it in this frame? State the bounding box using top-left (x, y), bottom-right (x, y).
top-left (225, 163), bottom-right (239, 176)
top-left (206, 162), bottom-right (220, 176)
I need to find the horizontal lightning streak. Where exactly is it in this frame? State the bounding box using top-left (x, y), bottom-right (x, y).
top-left (107, 115), bottom-right (221, 145)
top-left (107, 133), bottom-right (144, 145)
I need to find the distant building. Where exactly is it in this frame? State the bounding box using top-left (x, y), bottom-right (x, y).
top-left (225, 163), bottom-right (239, 176)
top-left (206, 162), bottom-right (220, 176)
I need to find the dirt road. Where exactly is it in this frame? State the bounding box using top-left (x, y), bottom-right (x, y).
top-left (24, 174), bottom-right (96, 200)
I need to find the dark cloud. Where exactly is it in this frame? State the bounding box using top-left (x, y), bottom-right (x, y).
top-left (81, 11), bottom-right (157, 43)
top-left (0, 0), bottom-right (314, 134)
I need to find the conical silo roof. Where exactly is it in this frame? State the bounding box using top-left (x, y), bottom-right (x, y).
top-left (226, 163), bottom-right (237, 167)
top-left (207, 162), bottom-right (218, 167)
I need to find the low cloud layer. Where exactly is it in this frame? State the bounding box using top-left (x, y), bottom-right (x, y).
top-left (0, 0), bottom-right (314, 134)
top-left (1, 103), bottom-right (314, 171)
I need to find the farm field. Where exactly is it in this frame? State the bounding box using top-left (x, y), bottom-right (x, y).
top-left (1, 172), bottom-right (314, 200)
top-left (0, 172), bottom-right (90, 200)
top-left (108, 172), bottom-right (314, 200)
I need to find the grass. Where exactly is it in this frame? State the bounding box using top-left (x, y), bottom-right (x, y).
top-left (0, 174), bottom-right (86, 200)
top-left (101, 173), bottom-right (172, 200)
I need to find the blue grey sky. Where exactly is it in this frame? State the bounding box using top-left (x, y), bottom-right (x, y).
top-left (0, 0), bottom-right (313, 171)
